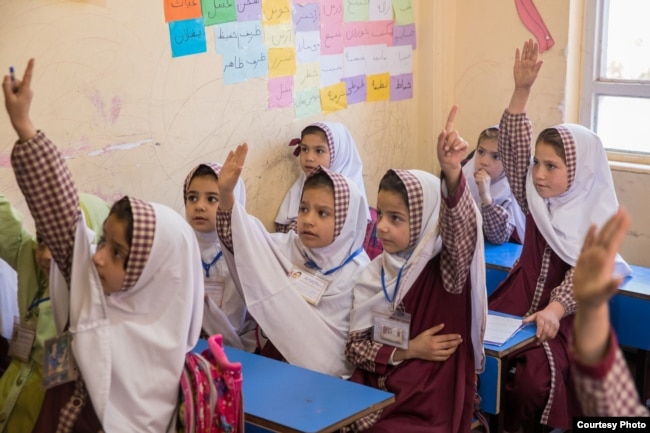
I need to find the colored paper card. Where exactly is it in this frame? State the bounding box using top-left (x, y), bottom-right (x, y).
top-left (390, 73), bottom-right (413, 101)
top-left (244, 45), bottom-right (268, 78)
top-left (321, 0), bottom-right (343, 27)
top-left (293, 3), bottom-right (320, 31)
top-left (367, 73), bottom-right (390, 101)
top-left (264, 23), bottom-right (295, 48)
top-left (321, 23), bottom-right (344, 55)
top-left (238, 21), bottom-right (263, 49)
top-left (393, 23), bottom-right (416, 48)
top-left (343, 75), bottom-right (366, 104)
top-left (343, 0), bottom-right (369, 22)
top-left (320, 54), bottom-right (343, 87)
top-left (202, 0), bottom-right (237, 26)
top-left (268, 47), bottom-right (296, 77)
top-left (295, 62), bottom-right (321, 89)
top-left (169, 19), bottom-right (207, 58)
top-left (366, 44), bottom-right (388, 75)
top-left (296, 31), bottom-right (321, 64)
top-left (269, 76), bottom-right (294, 108)
top-left (164, 0), bottom-right (202, 23)
top-left (344, 46), bottom-right (367, 77)
top-left (293, 0), bottom-right (319, 3)
top-left (214, 22), bottom-right (240, 55)
top-left (343, 22), bottom-right (371, 47)
top-left (294, 87), bottom-right (321, 119)
top-left (369, 0), bottom-right (393, 21)
top-left (263, 0), bottom-right (292, 24)
top-left (368, 21), bottom-right (393, 46)
top-left (392, 0), bottom-right (413, 25)
top-left (236, 0), bottom-right (262, 21)
top-left (320, 82), bottom-right (347, 114)
top-left (222, 54), bottom-right (248, 84)
top-left (387, 45), bottom-right (412, 75)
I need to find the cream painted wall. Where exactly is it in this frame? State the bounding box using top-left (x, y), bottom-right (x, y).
top-left (0, 0), bottom-right (422, 232)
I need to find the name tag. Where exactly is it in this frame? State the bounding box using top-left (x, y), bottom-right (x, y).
top-left (205, 276), bottom-right (226, 308)
top-left (288, 268), bottom-right (328, 306)
top-left (372, 309), bottom-right (411, 349)
top-left (42, 332), bottom-right (78, 389)
top-left (8, 317), bottom-right (35, 362)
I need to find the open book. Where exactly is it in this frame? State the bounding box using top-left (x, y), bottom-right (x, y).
top-left (484, 313), bottom-right (527, 346)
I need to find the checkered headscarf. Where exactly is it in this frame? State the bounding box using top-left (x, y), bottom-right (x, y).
top-left (122, 197), bottom-right (156, 291)
top-left (183, 162), bottom-right (222, 201)
top-left (392, 169), bottom-right (424, 248)
top-left (555, 125), bottom-right (577, 188)
top-left (305, 166), bottom-right (349, 239)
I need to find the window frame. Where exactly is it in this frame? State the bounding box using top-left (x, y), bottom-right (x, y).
top-left (579, 0), bottom-right (650, 164)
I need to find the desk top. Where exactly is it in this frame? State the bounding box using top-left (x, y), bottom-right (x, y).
top-left (484, 241), bottom-right (522, 271)
top-left (484, 311), bottom-right (537, 358)
top-left (619, 265), bottom-right (650, 300)
top-left (217, 346), bottom-right (394, 433)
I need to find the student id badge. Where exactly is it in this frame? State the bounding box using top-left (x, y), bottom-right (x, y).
top-left (372, 309), bottom-right (411, 349)
top-left (8, 317), bottom-right (36, 362)
top-left (288, 268), bottom-right (328, 306)
top-left (205, 276), bottom-right (226, 308)
top-left (42, 332), bottom-right (78, 389)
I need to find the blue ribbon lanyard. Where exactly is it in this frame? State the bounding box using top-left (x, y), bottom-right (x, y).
top-left (304, 247), bottom-right (364, 276)
top-left (202, 251), bottom-right (223, 278)
top-left (381, 261), bottom-right (408, 312)
top-left (26, 281), bottom-right (49, 319)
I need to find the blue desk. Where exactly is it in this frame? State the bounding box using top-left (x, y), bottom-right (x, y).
top-left (478, 311), bottom-right (537, 433)
top-left (217, 346), bottom-right (394, 433)
top-left (610, 265), bottom-right (650, 399)
top-left (484, 242), bottom-right (522, 295)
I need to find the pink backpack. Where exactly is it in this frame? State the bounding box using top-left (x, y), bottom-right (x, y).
top-left (178, 335), bottom-right (244, 433)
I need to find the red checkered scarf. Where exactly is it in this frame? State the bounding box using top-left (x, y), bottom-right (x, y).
top-left (183, 162), bottom-right (223, 200)
top-left (121, 197), bottom-right (155, 291)
top-left (305, 166), bottom-right (349, 239)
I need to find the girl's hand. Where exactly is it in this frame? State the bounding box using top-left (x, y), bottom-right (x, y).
top-left (404, 323), bottom-right (463, 362)
top-left (218, 143), bottom-right (248, 210)
top-left (573, 209), bottom-right (630, 309)
top-left (3, 58), bottom-right (37, 142)
top-left (474, 169), bottom-right (492, 204)
top-left (523, 304), bottom-right (562, 342)
top-left (513, 39), bottom-right (543, 91)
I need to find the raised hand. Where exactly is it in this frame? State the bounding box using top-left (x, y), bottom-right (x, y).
top-left (513, 38), bottom-right (543, 91)
top-left (437, 105), bottom-right (468, 193)
top-left (3, 58), bottom-right (36, 142)
top-left (573, 209), bottom-right (630, 308)
top-left (217, 143), bottom-right (248, 211)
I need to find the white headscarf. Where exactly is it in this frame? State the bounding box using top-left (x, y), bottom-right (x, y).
top-left (185, 162), bottom-right (255, 351)
top-left (226, 167), bottom-right (370, 377)
top-left (274, 121), bottom-right (370, 226)
top-left (463, 154), bottom-right (526, 241)
top-left (527, 124), bottom-right (631, 278)
top-left (349, 170), bottom-right (487, 372)
top-left (60, 200), bottom-right (203, 432)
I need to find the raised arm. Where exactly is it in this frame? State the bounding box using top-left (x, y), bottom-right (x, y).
top-left (216, 143), bottom-right (248, 252)
top-left (499, 40), bottom-right (543, 213)
top-left (4, 59), bottom-right (79, 285)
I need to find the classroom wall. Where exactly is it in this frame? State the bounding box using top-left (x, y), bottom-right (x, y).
top-left (0, 0), bottom-right (432, 233)
top-left (2, 0), bottom-right (648, 266)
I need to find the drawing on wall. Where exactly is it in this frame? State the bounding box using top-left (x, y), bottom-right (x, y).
top-left (164, 0), bottom-right (415, 118)
top-left (514, 0), bottom-right (554, 53)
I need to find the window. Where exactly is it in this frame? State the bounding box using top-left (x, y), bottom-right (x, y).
top-left (580, 0), bottom-right (650, 160)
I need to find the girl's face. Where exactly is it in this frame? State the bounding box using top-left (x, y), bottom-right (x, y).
top-left (93, 213), bottom-right (130, 293)
top-left (474, 138), bottom-right (504, 180)
top-left (297, 185), bottom-right (336, 249)
top-left (532, 141), bottom-right (569, 198)
top-left (376, 189), bottom-right (410, 254)
top-left (299, 133), bottom-right (330, 175)
top-left (185, 175), bottom-right (219, 233)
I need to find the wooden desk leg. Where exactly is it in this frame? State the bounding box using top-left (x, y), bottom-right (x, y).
top-left (636, 349), bottom-right (649, 402)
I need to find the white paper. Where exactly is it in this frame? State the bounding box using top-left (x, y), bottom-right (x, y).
top-left (484, 313), bottom-right (524, 346)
